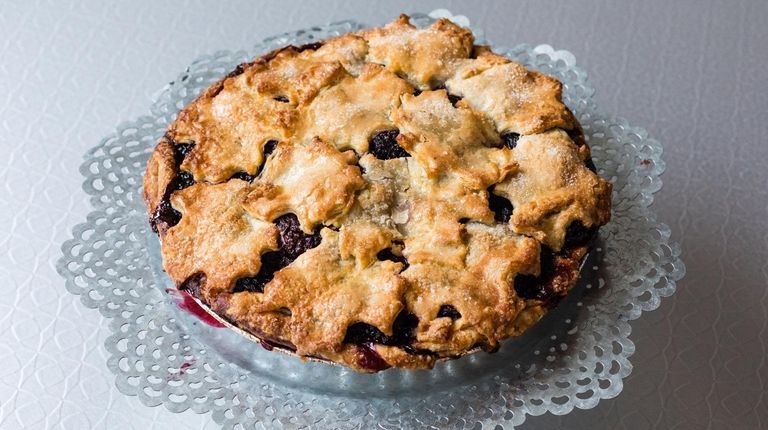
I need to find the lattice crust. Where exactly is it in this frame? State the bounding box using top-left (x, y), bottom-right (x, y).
top-left (143, 14), bottom-right (613, 371)
top-left (494, 130), bottom-right (612, 250)
top-left (163, 180), bottom-right (279, 302)
top-left (446, 48), bottom-right (576, 135)
top-left (243, 138), bottom-right (366, 232)
top-left (299, 64), bottom-right (414, 153)
top-left (360, 15), bottom-right (474, 87)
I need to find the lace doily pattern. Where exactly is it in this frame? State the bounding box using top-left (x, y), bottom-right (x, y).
top-left (59, 10), bottom-right (684, 429)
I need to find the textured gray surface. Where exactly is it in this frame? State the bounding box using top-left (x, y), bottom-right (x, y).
top-left (0, 0), bottom-right (766, 429)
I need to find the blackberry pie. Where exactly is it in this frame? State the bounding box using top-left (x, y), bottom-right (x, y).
top-left (143, 15), bottom-right (612, 372)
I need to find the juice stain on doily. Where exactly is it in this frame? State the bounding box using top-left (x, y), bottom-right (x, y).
top-left (166, 288), bottom-right (225, 327)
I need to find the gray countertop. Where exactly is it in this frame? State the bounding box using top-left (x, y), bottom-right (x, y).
top-left (1, 0), bottom-right (766, 428)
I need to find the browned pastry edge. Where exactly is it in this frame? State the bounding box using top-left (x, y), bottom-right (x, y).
top-left (195, 239), bottom-right (593, 372)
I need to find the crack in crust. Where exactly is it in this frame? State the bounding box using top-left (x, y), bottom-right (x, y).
top-left (143, 14), bottom-right (612, 372)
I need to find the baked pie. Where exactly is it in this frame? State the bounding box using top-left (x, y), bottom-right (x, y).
top-left (143, 15), bottom-right (612, 372)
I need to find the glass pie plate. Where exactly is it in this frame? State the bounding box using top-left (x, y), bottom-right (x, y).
top-left (58, 9), bottom-right (685, 429)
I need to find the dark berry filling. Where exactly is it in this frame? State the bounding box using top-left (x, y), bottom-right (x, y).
top-left (356, 344), bottom-right (390, 371)
top-left (563, 220), bottom-right (597, 248)
top-left (262, 139), bottom-right (278, 159)
top-left (150, 140), bottom-right (197, 233)
top-left (226, 63), bottom-right (249, 79)
top-left (174, 141), bottom-right (195, 161)
top-left (233, 253), bottom-right (278, 293)
top-left (369, 129), bottom-right (410, 160)
top-left (566, 127), bottom-right (586, 147)
top-left (228, 139), bottom-right (278, 182)
top-left (501, 132), bottom-right (520, 149)
top-left (179, 272), bottom-right (206, 298)
top-left (412, 88), bottom-right (423, 96)
top-left (231, 171), bottom-right (256, 182)
top-left (514, 243), bottom-right (582, 306)
top-left (344, 311), bottom-right (418, 347)
top-left (296, 41), bottom-right (323, 52)
top-left (273, 95), bottom-right (289, 103)
top-left (436, 304), bottom-right (462, 320)
top-left (233, 214), bottom-right (322, 293)
top-left (209, 82), bottom-right (224, 97)
top-left (259, 339), bottom-right (274, 351)
top-left (447, 93), bottom-right (462, 107)
top-left (150, 199), bottom-right (182, 233)
top-left (344, 322), bottom-right (390, 345)
top-left (376, 247), bottom-right (409, 270)
top-left (514, 246), bottom-right (556, 301)
top-left (433, 84), bottom-right (462, 107)
top-left (173, 171), bottom-right (195, 190)
top-left (275, 213), bottom-right (322, 260)
top-left (487, 186), bottom-right (514, 223)
top-left (344, 312), bottom-right (428, 359)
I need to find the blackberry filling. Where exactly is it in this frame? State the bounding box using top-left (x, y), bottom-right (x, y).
top-left (487, 186), bottom-right (514, 223)
top-left (150, 199), bottom-right (182, 233)
top-left (566, 127), bottom-right (586, 148)
top-left (178, 273), bottom-right (206, 298)
top-left (209, 81), bottom-right (224, 97)
top-left (369, 129), bottom-right (410, 160)
top-left (150, 141), bottom-right (197, 233)
top-left (344, 322), bottom-right (390, 345)
top-left (514, 243), bottom-right (582, 305)
top-left (233, 214), bottom-right (322, 293)
top-left (514, 247), bottom-right (556, 301)
top-left (436, 304), bottom-right (461, 320)
top-left (229, 139), bottom-right (278, 182)
top-left (376, 248), bottom-right (409, 270)
top-left (344, 311), bottom-right (419, 348)
top-left (356, 344), bottom-right (390, 371)
top-left (231, 172), bottom-right (256, 182)
top-left (563, 220), bottom-right (597, 248)
top-left (273, 95), bottom-right (289, 103)
top-left (262, 139), bottom-right (278, 159)
top-left (433, 84), bottom-right (462, 107)
top-left (174, 141), bottom-right (195, 163)
top-left (226, 62), bottom-right (249, 78)
top-left (173, 171), bottom-right (195, 190)
top-left (296, 41), bottom-right (323, 52)
top-left (501, 132), bottom-right (520, 149)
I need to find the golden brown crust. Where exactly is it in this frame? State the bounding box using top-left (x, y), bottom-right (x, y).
top-left (228, 229), bottom-right (407, 357)
top-left (494, 130), bottom-right (612, 250)
top-left (446, 51), bottom-right (576, 134)
top-left (299, 63), bottom-right (413, 153)
top-left (163, 181), bottom-right (279, 302)
top-left (243, 138), bottom-right (366, 231)
top-left (360, 15), bottom-right (474, 87)
top-left (405, 224), bottom-right (540, 354)
top-left (143, 138), bottom-right (176, 215)
top-left (143, 15), bottom-right (612, 372)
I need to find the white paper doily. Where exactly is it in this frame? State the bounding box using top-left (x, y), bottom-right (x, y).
top-left (58, 10), bottom-right (684, 429)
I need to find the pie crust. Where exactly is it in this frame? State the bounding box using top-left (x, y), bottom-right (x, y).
top-left (143, 15), bottom-right (612, 372)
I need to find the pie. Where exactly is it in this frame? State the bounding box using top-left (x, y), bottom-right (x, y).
top-left (143, 15), bottom-right (612, 372)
